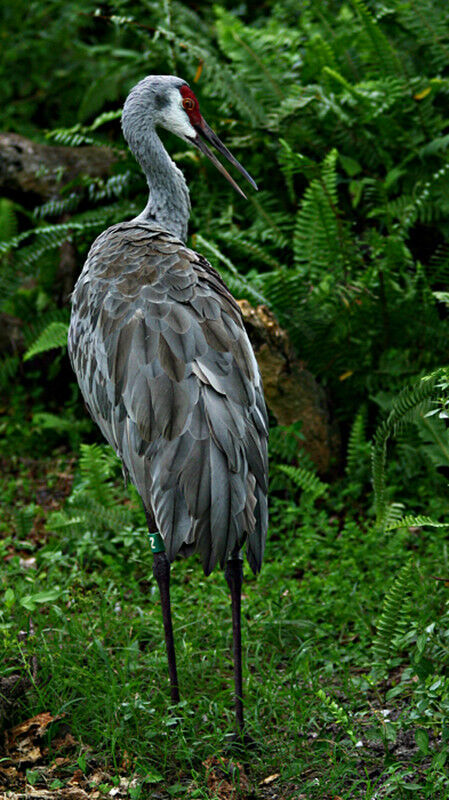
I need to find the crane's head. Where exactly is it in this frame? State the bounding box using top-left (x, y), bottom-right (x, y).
top-left (122, 75), bottom-right (257, 198)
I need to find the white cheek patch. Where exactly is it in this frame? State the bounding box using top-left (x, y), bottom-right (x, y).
top-left (158, 93), bottom-right (196, 140)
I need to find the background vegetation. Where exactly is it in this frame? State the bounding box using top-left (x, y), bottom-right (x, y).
top-left (1, 0), bottom-right (449, 797)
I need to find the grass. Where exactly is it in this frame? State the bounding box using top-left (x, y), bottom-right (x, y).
top-left (1, 437), bottom-right (449, 799)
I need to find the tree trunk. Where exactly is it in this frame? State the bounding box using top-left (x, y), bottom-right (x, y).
top-left (238, 300), bottom-right (340, 474)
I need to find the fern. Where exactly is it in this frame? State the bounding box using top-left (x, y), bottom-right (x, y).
top-left (51, 494), bottom-right (134, 535)
top-left (23, 321), bottom-right (69, 361)
top-left (277, 464), bottom-right (327, 503)
top-left (292, 148), bottom-right (354, 281)
top-left (33, 193), bottom-right (81, 220)
top-left (266, 86), bottom-right (316, 133)
top-left (87, 172), bottom-right (132, 203)
top-left (21, 308), bottom-right (70, 348)
top-left (78, 443), bottom-right (121, 503)
top-left (0, 201), bottom-right (139, 301)
top-left (346, 406), bottom-right (368, 476)
top-left (372, 371), bottom-right (444, 526)
top-left (383, 502), bottom-right (406, 529)
top-left (351, 0), bottom-right (402, 78)
top-left (372, 557), bottom-right (414, 662)
top-left (395, 0), bottom-right (449, 72)
top-left (214, 8), bottom-right (301, 122)
top-left (89, 109), bottom-right (123, 131)
top-left (304, 34), bottom-right (338, 75)
top-left (385, 514), bottom-right (449, 532)
top-left (46, 126), bottom-right (96, 147)
top-left (47, 443), bottom-right (140, 544)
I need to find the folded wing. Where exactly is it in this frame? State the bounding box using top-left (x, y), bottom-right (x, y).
top-left (69, 222), bottom-right (268, 574)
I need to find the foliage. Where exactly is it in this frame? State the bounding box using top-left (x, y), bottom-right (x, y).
top-left (48, 443), bottom-right (144, 552)
top-left (372, 369), bottom-right (449, 526)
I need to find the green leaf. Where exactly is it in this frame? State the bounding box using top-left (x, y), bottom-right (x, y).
top-left (23, 322), bottom-right (69, 361)
top-left (4, 588), bottom-right (15, 609)
top-left (416, 633), bottom-right (427, 654)
top-left (77, 753), bottom-right (87, 773)
top-left (20, 589), bottom-right (62, 611)
top-left (415, 728), bottom-right (429, 755)
top-left (26, 770), bottom-right (40, 786)
top-left (339, 154), bottom-right (362, 177)
top-left (144, 769), bottom-right (163, 783)
top-left (432, 751), bottom-right (447, 769)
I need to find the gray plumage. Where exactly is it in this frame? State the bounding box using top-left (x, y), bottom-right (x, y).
top-left (68, 76), bottom-right (268, 576)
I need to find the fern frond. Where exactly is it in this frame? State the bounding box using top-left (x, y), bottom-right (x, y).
top-left (0, 198), bottom-right (18, 240)
top-left (346, 406), bottom-right (367, 475)
top-left (385, 514), bottom-right (449, 532)
top-left (291, 148), bottom-right (357, 281)
top-left (34, 194), bottom-right (82, 220)
top-left (372, 557), bottom-right (413, 661)
top-left (351, 0), bottom-right (401, 77)
top-left (372, 371), bottom-right (444, 525)
top-left (23, 321), bottom-right (69, 361)
top-left (277, 464), bottom-right (328, 502)
top-left (50, 497), bottom-right (133, 535)
top-left (89, 109), bottom-right (122, 131)
top-left (46, 125), bottom-right (96, 147)
top-left (0, 201), bottom-right (139, 299)
top-left (78, 443), bottom-right (120, 484)
top-left (384, 502), bottom-right (406, 528)
top-left (219, 231), bottom-right (283, 270)
top-left (46, 444), bottom-right (135, 540)
top-left (21, 308), bottom-right (70, 350)
top-left (402, 163), bottom-right (449, 230)
top-left (266, 86), bottom-right (316, 133)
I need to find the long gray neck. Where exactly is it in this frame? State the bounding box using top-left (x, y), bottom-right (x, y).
top-left (130, 127), bottom-right (191, 242)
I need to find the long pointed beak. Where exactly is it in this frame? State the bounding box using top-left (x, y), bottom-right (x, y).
top-left (191, 119), bottom-right (258, 198)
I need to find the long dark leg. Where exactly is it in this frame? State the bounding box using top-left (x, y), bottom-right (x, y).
top-left (225, 554), bottom-right (244, 732)
top-left (153, 551), bottom-right (180, 704)
top-left (145, 509), bottom-right (180, 704)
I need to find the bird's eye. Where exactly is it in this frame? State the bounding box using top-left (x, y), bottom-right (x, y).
top-left (182, 97), bottom-right (195, 112)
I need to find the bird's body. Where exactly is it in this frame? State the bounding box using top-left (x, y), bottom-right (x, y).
top-left (69, 220), bottom-right (267, 574)
top-left (68, 75), bottom-right (268, 731)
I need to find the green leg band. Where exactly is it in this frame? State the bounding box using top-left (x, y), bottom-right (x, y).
top-left (148, 531), bottom-right (165, 553)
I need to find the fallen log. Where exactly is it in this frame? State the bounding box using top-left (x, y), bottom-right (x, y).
top-left (0, 132), bottom-right (120, 205)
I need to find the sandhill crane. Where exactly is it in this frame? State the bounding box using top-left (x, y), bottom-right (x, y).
top-left (68, 75), bottom-right (268, 734)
